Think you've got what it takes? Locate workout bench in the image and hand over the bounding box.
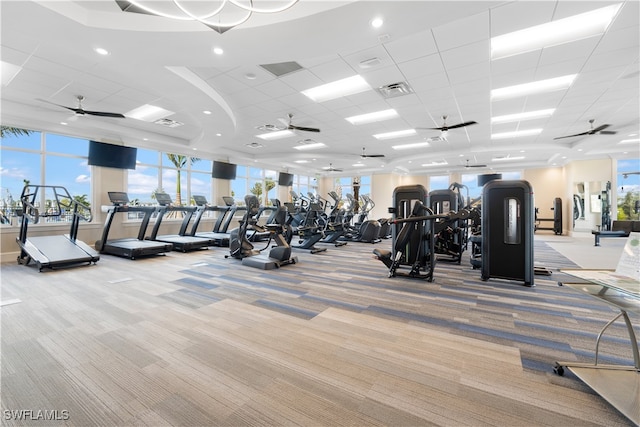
[592,220,639,246]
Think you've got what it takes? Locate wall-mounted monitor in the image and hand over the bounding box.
[88,141,137,170]
[212,161,237,180]
[477,173,502,187]
[278,172,294,186]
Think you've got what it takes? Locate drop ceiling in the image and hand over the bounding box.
[1,0,638,176]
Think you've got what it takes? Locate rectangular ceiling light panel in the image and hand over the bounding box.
[491,108,555,124]
[492,156,525,162]
[346,109,398,125]
[491,4,622,60]
[392,141,430,150]
[301,75,371,102]
[256,130,295,140]
[491,75,577,100]
[293,142,326,150]
[491,129,542,140]
[126,104,175,122]
[373,129,417,140]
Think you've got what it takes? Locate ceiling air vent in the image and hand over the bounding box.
[245,142,263,149]
[376,81,414,99]
[153,118,184,128]
[259,61,304,77]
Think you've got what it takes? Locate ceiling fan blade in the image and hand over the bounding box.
[362,154,385,158]
[467,164,487,168]
[553,131,589,140]
[83,110,126,118]
[447,120,478,129]
[289,124,320,132]
[599,130,617,135]
[591,124,611,133]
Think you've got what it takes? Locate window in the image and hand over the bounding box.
[617,159,640,220]
[429,175,449,191]
[1,129,91,225]
[128,148,160,205]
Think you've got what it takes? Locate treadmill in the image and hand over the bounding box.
[96,192,173,259]
[189,195,237,247]
[146,192,214,252]
[16,185,100,271]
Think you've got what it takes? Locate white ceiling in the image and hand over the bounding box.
[1,0,638,176]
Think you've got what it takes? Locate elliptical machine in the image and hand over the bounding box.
[228,195,297,269]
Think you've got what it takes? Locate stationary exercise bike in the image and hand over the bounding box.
[228,195,297,269]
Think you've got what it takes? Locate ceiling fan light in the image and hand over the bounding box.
[491,4,622,60]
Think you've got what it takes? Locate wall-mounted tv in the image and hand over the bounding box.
[477,173,502,187]
[278,172,294,186]
[88,141,137,170]
[212,161,237,180]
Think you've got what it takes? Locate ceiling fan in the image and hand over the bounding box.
[359,147,385,158]
[465,159,487,168]
[258,113,320,133]
[417,115,477,132]
[553,119,616,140]
[37,95,126,118]
[322,163,343,172]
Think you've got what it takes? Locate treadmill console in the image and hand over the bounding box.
[155,192,173,206]
[108,192,130,206]
[193,195,208,206]
[222,196,235,206]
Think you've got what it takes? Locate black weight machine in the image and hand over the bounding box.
[373,185,436,281]
[534,197,562,235]
[430,183,472,264]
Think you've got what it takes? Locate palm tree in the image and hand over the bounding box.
[165,154,199,206]
[0,126,33,138]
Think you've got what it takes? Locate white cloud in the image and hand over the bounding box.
[75,174,90,183]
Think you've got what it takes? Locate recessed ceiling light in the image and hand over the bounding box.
[203,110,212,115]
[245,73,256,80]
[294,160,310,163]
[491,4,622,60]
[491,129,542,139]
[371,17,383,28]
[94,47,109,56]
[392,141,430,150]
[491,108,555,124]
[619,138,640,144]
[373,129,417,140]
[213,47,224,55]
[301,75,371,102]
[345,109,398,125]
[60,122,68,125]
[216,133,222,137]
[352,163,365,167]
[491,75,577,100]
[256,130,295,140]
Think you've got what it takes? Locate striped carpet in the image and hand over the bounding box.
[1,237,637,426]
[171,240,635,376]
